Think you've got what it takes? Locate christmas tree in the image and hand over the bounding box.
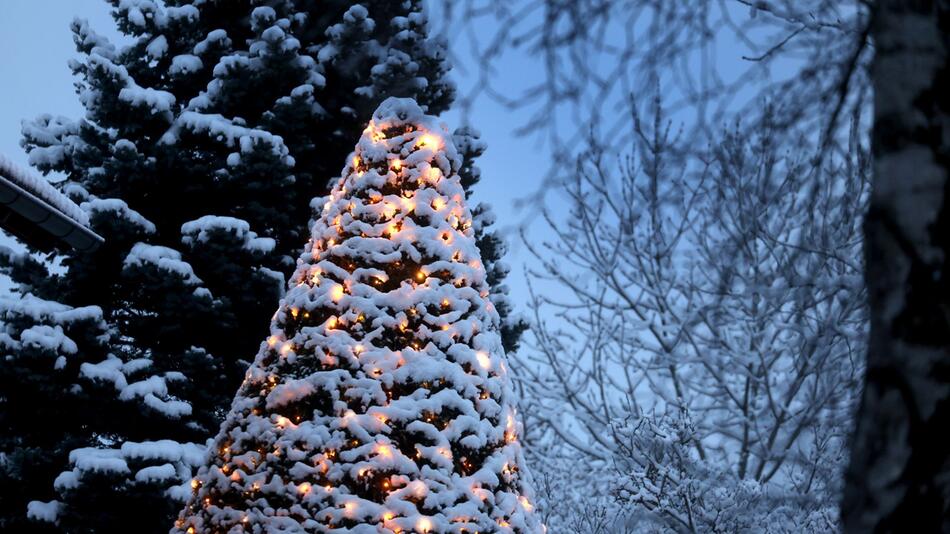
[173,98,543,533]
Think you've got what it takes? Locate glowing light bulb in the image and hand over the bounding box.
[383,511,395,521]
[417,517,433,533]
[280,343,292,356]
[415,270,426,282]
[344,500,358,517]
[428,167,441,182]
[267,336,279,347]
[298,482,312,495]
[417,134,439,148]
[276,416,292,428]
[432,197,446,210]
[392,159,402,171]
[330,284,345,302]
[476,351,491,370]
[519,496,534,511]
[191,479,200,489]
[505,412,517,443]
[376,444,393,458]
[354,344,364,355]
[327,316,338,329]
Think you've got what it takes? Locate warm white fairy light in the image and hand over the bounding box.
[376,443,394,458]
[416,134,439,149]
[330,283,345,302]
[416,517,433,533]
[476,351,491,370]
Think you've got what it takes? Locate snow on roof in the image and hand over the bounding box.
[0,153,103,251]
[0,153,88,225]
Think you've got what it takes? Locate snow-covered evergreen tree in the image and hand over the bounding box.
[0,289,111,533]
[173,98,543,534]
[0,1,526,531]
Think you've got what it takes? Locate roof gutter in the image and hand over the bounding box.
[0,173,103,252]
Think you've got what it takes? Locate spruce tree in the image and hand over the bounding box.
[173,98,542,534]
[0,291,111,533]
[2,1,521,531]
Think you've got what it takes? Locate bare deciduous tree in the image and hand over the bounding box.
[516,98,868,531]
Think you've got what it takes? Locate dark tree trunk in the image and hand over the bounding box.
[843,1,950,532]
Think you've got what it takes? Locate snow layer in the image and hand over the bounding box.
[124,243,201,285]
[181,215,276,253]
[27,500,61,523]
[82,198,157,233]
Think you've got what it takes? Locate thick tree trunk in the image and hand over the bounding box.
[842,1,950,532]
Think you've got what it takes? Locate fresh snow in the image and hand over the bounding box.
[181,215,276,253]
[27,500,61,523]
[170,54,203,75]
[124,243,202,285]
[20,324,79,354]
[146,35,168,59]
[118,85,176,116]
[82,198,157,233]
